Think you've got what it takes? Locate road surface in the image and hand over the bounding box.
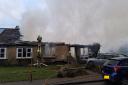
[76,81,123,85]
[77,82,104,85]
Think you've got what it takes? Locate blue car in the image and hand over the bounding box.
[102,56,128,83]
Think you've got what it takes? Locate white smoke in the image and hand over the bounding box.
[20,0,128,52]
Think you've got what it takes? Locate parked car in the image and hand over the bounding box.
[86,53,117,66]
[102,56,128,83]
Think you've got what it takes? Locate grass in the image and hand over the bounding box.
[0,65,60,83]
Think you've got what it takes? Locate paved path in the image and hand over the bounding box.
[0,80,43,85]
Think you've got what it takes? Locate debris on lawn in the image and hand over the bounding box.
[33,63,48,67]
[57,64,88,78]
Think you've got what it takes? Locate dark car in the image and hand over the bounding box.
[86,53,117,67]
[102,56,128,83]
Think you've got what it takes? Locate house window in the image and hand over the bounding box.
[0,48,6,59]
[17,48,32,59]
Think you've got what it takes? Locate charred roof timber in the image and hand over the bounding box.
[69,44,92,48]
[0,41,67,47]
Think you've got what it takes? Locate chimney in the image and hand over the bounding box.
[15,26,20,30]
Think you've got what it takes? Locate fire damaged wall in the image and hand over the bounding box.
[0,42,69,66]
[54,45,69,61]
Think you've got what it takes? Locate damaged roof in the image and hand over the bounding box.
[0,26,22,43]
[0,41,67,47]
[0,26,68,47]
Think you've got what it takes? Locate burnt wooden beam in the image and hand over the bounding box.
[75,46,81,64]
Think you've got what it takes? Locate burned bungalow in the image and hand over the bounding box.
[0,26,100,65]
[0,26,69,66]
[0,41,69,66]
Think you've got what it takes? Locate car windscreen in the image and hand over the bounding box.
[96,55,115,59]
[96,56,104,59]
[104,59,120,66]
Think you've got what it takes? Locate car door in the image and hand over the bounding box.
[119,59,128,79]
[121,59,128,85]
[98,56,107,65]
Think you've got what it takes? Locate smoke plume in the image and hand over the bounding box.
[20,0,128,52]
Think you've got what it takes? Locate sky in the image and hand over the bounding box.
[0,0,42,27]
[0,0,128,52]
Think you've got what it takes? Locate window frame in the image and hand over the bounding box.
[16,48,32,59]
[26,48,32,58]
[0,48,6,59]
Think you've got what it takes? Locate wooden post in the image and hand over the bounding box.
[28,61,32,82]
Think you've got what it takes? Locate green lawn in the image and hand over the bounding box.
[0,65,59,83]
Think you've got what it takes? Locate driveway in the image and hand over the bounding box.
[45,69,125,85]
